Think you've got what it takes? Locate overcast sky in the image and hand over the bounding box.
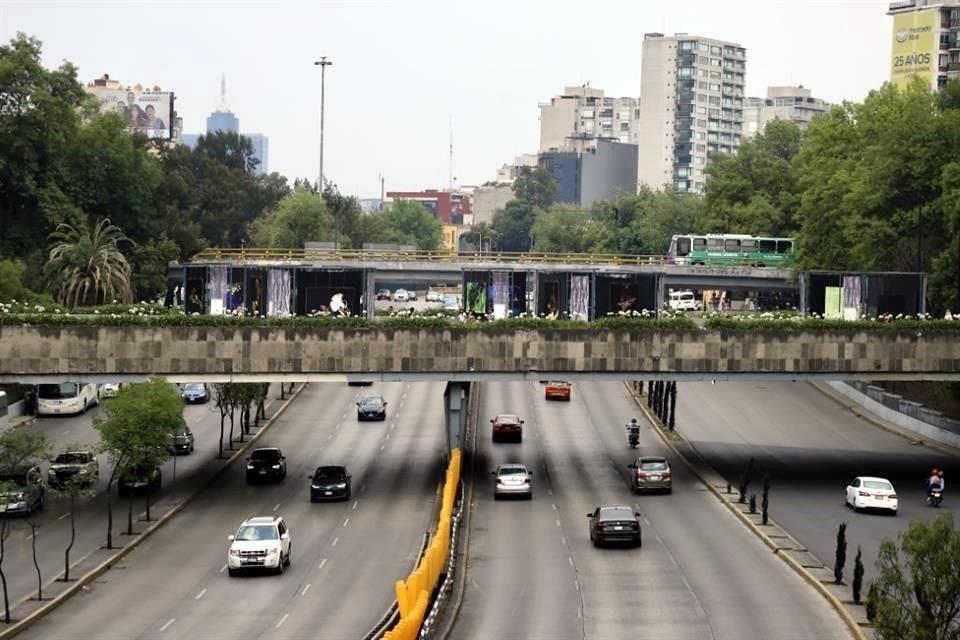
[3,0,892,198]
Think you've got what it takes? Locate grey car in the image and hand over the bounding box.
[48,451,99,488]
[492,463,533,499]
[628,456,672,494]
[588,505,642,548]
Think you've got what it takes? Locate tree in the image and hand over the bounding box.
[194,131,259,174]
[871,512,960,639]
[0,259,26,302]
[0,430,51,621]
[529,204,594,253]
[249,188,333,249]
[0,34,88,262]
[853,546,864,605]
[94,377,180,548]
[322,183,363,248]
[381,200,443,250]
[47,458,96,583]
[512,166,557,210]
[492,200,536,252]
[213,383,236,458]
[835,522,847,584]
[129,236,179,303]
[45,218,134,307]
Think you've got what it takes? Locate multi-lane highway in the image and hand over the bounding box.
[451,380,851,640]
[15,382,447,640]
[0,386,273,608]
[674,380,959,584]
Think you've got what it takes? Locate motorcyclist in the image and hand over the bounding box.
[928,468,944,493]
[626,418,640,447]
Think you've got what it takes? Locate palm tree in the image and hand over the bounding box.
[45,219,134,308]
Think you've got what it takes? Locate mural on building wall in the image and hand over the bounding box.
[569,275,589,320]
[466,282,487,315]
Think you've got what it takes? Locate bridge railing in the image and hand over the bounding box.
[190,247,669,266]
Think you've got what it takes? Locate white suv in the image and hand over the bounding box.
[227,516,292,576]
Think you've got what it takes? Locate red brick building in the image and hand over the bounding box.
[385,189,472,225]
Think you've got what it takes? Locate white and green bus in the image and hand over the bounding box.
[667,234,796,267]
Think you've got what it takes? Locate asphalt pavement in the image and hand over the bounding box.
[671,380,959,587]
[14,381,447,640]
[450,380,851,640]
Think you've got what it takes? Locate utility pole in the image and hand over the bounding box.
[313,56,333,192]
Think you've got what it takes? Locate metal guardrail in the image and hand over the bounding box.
[190,247,668,267]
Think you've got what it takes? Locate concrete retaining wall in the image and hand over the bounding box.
[1,326,959,380]
[826,381,960,449]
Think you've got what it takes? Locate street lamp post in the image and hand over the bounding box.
[314,56,334,244]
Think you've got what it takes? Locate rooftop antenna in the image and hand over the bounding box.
[217,73,228,112]
[448,116,454,191]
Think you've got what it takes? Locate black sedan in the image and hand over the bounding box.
[356,395,388,421]
[310,465,352,502]
[245,448,287,483]
[587,505,642,548]
[181,383,210,404]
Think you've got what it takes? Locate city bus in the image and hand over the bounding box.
[36,383,99,416]
[666,234,796,267]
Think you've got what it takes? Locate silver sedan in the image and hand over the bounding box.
[492,463,533,499]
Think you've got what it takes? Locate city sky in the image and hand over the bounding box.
[3,0,892,198]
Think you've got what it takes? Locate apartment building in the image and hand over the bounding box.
[539,85,639,152]
[636,33,747,193]
[888,0,960,90]
[742,86,830,138]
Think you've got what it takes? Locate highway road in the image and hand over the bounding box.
[0,385,275,608]
[451,380,851,640]
[16,381,447,640]
[673,380,959,585]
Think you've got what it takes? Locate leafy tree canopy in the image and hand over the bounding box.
[380,200,442,250]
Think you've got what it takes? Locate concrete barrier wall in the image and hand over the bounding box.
[1,326,960,378]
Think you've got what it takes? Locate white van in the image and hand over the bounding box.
[36,383,99,416]
[667,290,700,312]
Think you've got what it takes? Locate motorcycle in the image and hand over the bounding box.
[927,488,943,507]
[627,429,639,449]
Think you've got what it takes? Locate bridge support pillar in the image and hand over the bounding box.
[443,382,470,451]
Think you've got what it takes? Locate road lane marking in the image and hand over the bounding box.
[360,484,366,493]
[561,536,566,545]
[273,503,281,512]
[219,564,228,573]
[57,512,70,521]
[548,488,553,496]
[568,557,573,566]
[555,519,561,527]
[379,444,384,451]
[351,501,358,510]
[551,503,557,511]
[343,518,350,527]
[386,433,391,441]
[318,558,327,570]
[301,583,311,597]
[160,619,175,632]
[575,581,580,592]
[332,537,339,547]
[276,613,289,629]
[328,434,334,441]
[194,588,207,600]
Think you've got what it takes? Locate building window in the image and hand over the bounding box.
[678,67,694,78]
[696,144,706,152]
[696,119,707,127]
[695,156,705,165]
[679,40,695,51]
[710,58,722,66]
[709,96,721,106]
[695,131,706,140]
[710,71,722,80]
[697,106,707,115]
[699,43,710,52]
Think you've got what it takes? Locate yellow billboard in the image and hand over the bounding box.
[890,10,938,88]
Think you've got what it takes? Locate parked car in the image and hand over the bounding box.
[376,289,392,300]
[99,383,122,399]
[408,289,417,301]
[845,476,898,515]
[442,294,460,312]
[227,515,291,576]
[117,465,162,496]
[47,450,99,488]
[667,290,700,312]
[168,423,195,455]
[0,467,45,515]
[587,505,642,547]
[393,289,410,302]
[628,456,672,494]
[347,380,374,387]
[426,290,443,303]
[181,383,210,404]
[492,463,533,499]
[246,448,287,483]
[545,381,571,401]
[356,395,388,421]
[309,465,352,501]
[491,414,524,443]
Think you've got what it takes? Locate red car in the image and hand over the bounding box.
[491,414,524,443]
[545,381,571,401]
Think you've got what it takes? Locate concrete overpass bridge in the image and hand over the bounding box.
[2,325,958,384]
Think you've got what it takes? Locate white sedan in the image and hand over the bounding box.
[99,383,122,399]
[393,289,409,302]
[845,476,898,515]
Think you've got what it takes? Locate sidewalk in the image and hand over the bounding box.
[626,382,873,640]
[0,383,306,639]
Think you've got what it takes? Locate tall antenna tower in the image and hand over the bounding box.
[448,116,454,191]
[217,73,228,112]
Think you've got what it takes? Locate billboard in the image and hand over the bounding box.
[92,88,174,139]
[890,10,937,88]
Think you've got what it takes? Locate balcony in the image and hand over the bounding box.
[949,62,960,71]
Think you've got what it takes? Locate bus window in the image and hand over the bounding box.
[693,237,707,251]
[777,240,793,254]
[676,237,691,256]
[707,238,724,251]
[759,239,777,253]
[724,239,740,252]
[741,239,757,251]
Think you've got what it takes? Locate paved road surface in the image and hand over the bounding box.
[450,380,851,640]
[673,380,959,585]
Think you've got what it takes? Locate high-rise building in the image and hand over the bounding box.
[887,0,960,91]
[182,75,269,174]
[742,86,830,138]
[539,139,638,208]
[636,33,747,194]
[539,85,639,152]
